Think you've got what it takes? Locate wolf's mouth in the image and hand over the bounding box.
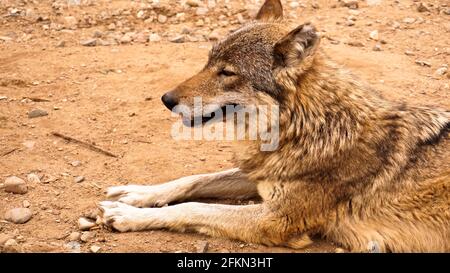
[182,104,240,127]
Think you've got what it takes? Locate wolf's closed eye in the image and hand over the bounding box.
[219,69,237,77]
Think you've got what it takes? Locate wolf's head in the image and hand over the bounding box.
[162,0,321,125]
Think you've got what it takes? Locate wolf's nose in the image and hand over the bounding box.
[161,92,179,111]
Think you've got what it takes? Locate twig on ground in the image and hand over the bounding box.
[51,132,118,158]
[1,148,19,157]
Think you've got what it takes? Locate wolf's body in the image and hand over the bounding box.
[100,0,450,252]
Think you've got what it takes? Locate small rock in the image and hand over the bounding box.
[135,32,149,43]
[27,173,41,183]
[4,176,27,194]
[0,36,13,42]
[90,245,101,253]
[149,33,161,42]
[64,241,81,253]
[120,34,133,44]
[170,35,186,43]
[28,109,48,119]
[78,217,95,231]
[372,44,382,51]
[107,23,116,31]
[415,60,431,67]
[80,39,97,47]
[186,0,201,7]
[80,231,95,242]
[22,200,31,208]
[74,176,85,183]
[63,16,78,30]
[70,160,82,167]
[347,41,365,47]
[404,50,415,56]
[157,15,167,24]
[195,241,209,253]
[0,234,14,246]
[3,239,19,253]
[68,232,81,241]
[417,3,430,13]
[435,67,448,76]
[196,7,209,16]
[56,41,66,48]
[403,17,416,24]
[369,30,379,41]
[340,0,359,9]
[4,208,33,224]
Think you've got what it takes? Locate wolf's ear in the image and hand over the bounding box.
[256,0,283,21]
[273,24,320,69]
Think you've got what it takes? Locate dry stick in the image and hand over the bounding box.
[1,148,18,157]
[22,97,51,102]
[51,132,118,158]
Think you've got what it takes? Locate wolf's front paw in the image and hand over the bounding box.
[98,201,144,232]
[98,201,168,232]
[106,185,174,208]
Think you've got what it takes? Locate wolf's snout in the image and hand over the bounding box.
[161,92,179,111]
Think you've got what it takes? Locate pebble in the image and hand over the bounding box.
[68,232,81,241]
[149,33,162,42]
[3,239,19,253]
[71,160,82,167]
[28,109,48,118]
[340,0,359,9]
[170,35,186,43]
[80,231,95,242]
[435,67,448,76]
[369,30,379,41]
[56,41,66,48]
[4,208,33,224]
[107,23,116,30]
[4,176,28,194]
[22,200,31,208]
[417,3,430,13]
[347,41,365,47]
[80,39,97,47]
[27,173,41,183]
[195,241,209,253]
[415,60,431,67]
[196,7,209,16]
[74,176,85,183]
[0,234,14,246]
[90,245,101,253]
[63,16,78,30]
[78,217,95,231]
[372,44,382,51]
[158,15,168,24]
[403,17,416,24]
[65,241,81,253]
[186,0,201,7]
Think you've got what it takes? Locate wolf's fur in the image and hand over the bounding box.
[100,0,450,252]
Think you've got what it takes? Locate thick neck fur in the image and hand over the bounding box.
[240,52,449,189]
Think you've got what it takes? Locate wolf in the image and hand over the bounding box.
[99,0,450,252]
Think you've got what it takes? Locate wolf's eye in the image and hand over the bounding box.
[219,69,237,77]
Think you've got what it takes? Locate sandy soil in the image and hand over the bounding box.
[0,0,449,253]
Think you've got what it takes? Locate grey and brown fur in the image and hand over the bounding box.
[99,0,450,252]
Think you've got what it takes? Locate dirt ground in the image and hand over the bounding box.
[0,0,449,253]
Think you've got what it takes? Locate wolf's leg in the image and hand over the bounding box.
[99,201,312,249]
[106,169,258,208]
